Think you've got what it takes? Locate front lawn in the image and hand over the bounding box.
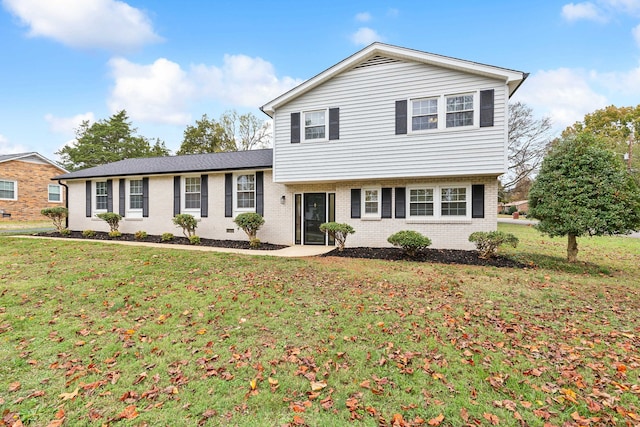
[0,224,638,426]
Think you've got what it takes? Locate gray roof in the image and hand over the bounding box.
[0,152,68,172]
[54,149,273,180]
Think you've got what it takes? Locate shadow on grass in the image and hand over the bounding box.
[509,251,612,275]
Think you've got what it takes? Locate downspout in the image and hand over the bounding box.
[58,180,69,229]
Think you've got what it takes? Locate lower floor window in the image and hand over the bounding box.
[129,180,143,209]
[184,177,201,209]
[364,189,379,216]
[236,174,255,209]
[95,181,108,210]
[441,187,467,216]
[409,188,434,216]
[0,180,16,200]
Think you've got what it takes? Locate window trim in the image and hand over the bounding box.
[407,186,435,218]
[440,186,469,218]
[410,97,439,132]
[445,92,476,129]
[362,187,381,219]
[94,181,108,213]
[0,179,17,201]
[408,91,480,133]
[47,184,62,203]
[126,178,144,217]
[182,175,201,215]
[406,184,471,220]
[302,109,328,142]
[234,172,256,212]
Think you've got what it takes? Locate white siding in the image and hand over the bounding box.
[273,59,508,183]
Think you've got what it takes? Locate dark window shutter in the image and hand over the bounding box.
[350,189,361,219]
[118,179,126,217]
[291,112,300,143]
[480,89,494,128]
[142,178,149,217]
[200,175,208,218]
[395,187,406,218]
[256,171,264,216]
[329,108,339,140]
[472,184,485,218]
[85,181,92,217]
[173,176,181,216]
[381,188,392,218]
[106,179,113,213]
[395,100,407,135]
[225,173,233,217]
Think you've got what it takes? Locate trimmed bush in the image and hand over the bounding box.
[41,207,68,233]
[387,230,432,257]
[161,232,174,242]
[234,213,265,242]
[96,212,122,233]
[134,230,148,240]
[189,235,201,245]
[108,230,122,238]
[82,229,96,238]
[469,231,519,259]
[173,214,197,238]
[319,222,355,252]
[60,228,71,236]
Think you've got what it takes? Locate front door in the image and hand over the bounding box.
[303,193,326,245]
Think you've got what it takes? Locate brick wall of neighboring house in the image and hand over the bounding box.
[0,160,66,221]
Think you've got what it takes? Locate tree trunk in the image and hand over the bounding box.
[567,234,578,262]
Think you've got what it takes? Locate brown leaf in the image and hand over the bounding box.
[460,408,469,422]
[8,382,21,392]
[483,412,500,425]
[116,405,138,420]
[59,388,79,401]
[310,380,327,391]
[428,413,444,426]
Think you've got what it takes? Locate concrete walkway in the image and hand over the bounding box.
[12,235,336,257]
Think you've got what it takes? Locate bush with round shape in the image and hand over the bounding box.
[387,230,432,257]
[234,212,265,243]
[468,231,518,259]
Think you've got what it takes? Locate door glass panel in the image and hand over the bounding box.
[304,193,326,245]
[295,194,302,245]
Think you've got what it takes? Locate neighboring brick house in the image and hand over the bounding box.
[55,43,527,250]
[0,152,68,221]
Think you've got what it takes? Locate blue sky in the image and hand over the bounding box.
[1,0,640,162]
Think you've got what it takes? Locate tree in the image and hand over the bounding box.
[562,104,639,178]
[219,110,271,151]
[56,110,169,171]
[528,133,640,262]
[176,114,235,155]
[503,102,553,190]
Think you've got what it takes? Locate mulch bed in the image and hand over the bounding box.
[35,231,526,268]
[323,247,527,268]
[36,230,287,251]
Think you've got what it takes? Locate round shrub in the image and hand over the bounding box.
[161,232,174,242]
[387,230,432,257]
[234,212,265,241]
[82,229,96,238]
[96,212,123,232]
[468,231,518,259]
[134,230,148,240]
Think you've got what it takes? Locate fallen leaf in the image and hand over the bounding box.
[483,412,500,425]
[310,380,327,391]
[428,413,444,426]
[8,382,21,392]
[59,388,79,401]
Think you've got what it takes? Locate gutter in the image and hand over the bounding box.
[57,180,69,229]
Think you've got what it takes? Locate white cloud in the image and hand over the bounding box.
[355,12,371,22]
[45,112,95,134]
[0,134,28,154]
[633,23,640,46]
[603,0,640,15]
[592,62,640,96]
[513,68,609,131]
[107,55,302,125]
[562,2,607,21]
[350,27,382,46]
[2,0,161,51]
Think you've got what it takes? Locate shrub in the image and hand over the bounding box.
[173,214,198,238]
[82,229,96,238]
[161,232,174,242]
[468,231,519,259]
[387,230,432,257]
[507,205,518,215]
[96,212,122,233]
[234,213,265,242]
[60,228,71,236]
[319,222,355,252]
[189,235,201,245]
[134,230,148,240]
[41,207,68,233]
[109,230,122,238]
[250,238,261,249]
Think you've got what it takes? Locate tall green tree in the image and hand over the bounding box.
[528,133,640,262]
[56,110,169,171]
[177,110,271,155]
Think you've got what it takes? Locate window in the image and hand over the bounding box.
[363,189,380,217]
[95,181,108,211]
[184,177,201,210]
[412,98,438,131]
[304,110,326,140]
[409,188,434,216]
[0,180,16,200]
[446,94,474,127]
[441,187,467,216]
[48,184,61,202]
[236,174,255,209]
[129,180,143,210]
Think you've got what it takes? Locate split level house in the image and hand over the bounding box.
[1,152,67,220]
[54,43,527,250]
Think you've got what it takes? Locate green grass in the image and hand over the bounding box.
[0,224,639,426]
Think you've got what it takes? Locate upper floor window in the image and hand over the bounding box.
[446,94,474,127]
[129,180,143,210]
[363,188,380,217]
[95,181,108,211]
[0,180,17,200]
[184,177,201,210]
[412,98,438,131]
[441,187,467,216]
[48,184,61,202]
[304,110,326,140]
[409,188,434,217]
[236,174,255,210]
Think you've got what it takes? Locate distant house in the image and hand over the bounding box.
[498,200,529,214]
[55,43,527,250]
[0,152,68,221]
